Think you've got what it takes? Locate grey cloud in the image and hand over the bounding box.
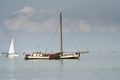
[65,0,120,26]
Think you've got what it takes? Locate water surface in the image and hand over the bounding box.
[0,52,120,80]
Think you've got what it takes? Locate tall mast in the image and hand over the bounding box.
[60,12,63,55]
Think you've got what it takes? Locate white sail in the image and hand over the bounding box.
[8,38,15,54]
[7,38,19,58]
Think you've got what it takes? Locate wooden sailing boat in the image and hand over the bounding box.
[24,12,80,60]
[7,38,19,58]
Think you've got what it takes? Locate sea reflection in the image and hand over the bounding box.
[7,59,16,80]
[58,60,64,80]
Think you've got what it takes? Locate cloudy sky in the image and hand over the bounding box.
[0,0,120,53]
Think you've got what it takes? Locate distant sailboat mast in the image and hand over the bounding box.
[8,38,15,54]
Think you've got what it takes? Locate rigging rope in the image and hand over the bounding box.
[45,25,59,52]
[70,27,89,51]
[65,32,79,51]
[72,30,89,51]
[63,20,89,51]
[45,13,89,52]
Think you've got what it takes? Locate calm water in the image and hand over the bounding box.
[0,52,120,80]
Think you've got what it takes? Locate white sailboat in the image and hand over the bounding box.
[7,38,19,58]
